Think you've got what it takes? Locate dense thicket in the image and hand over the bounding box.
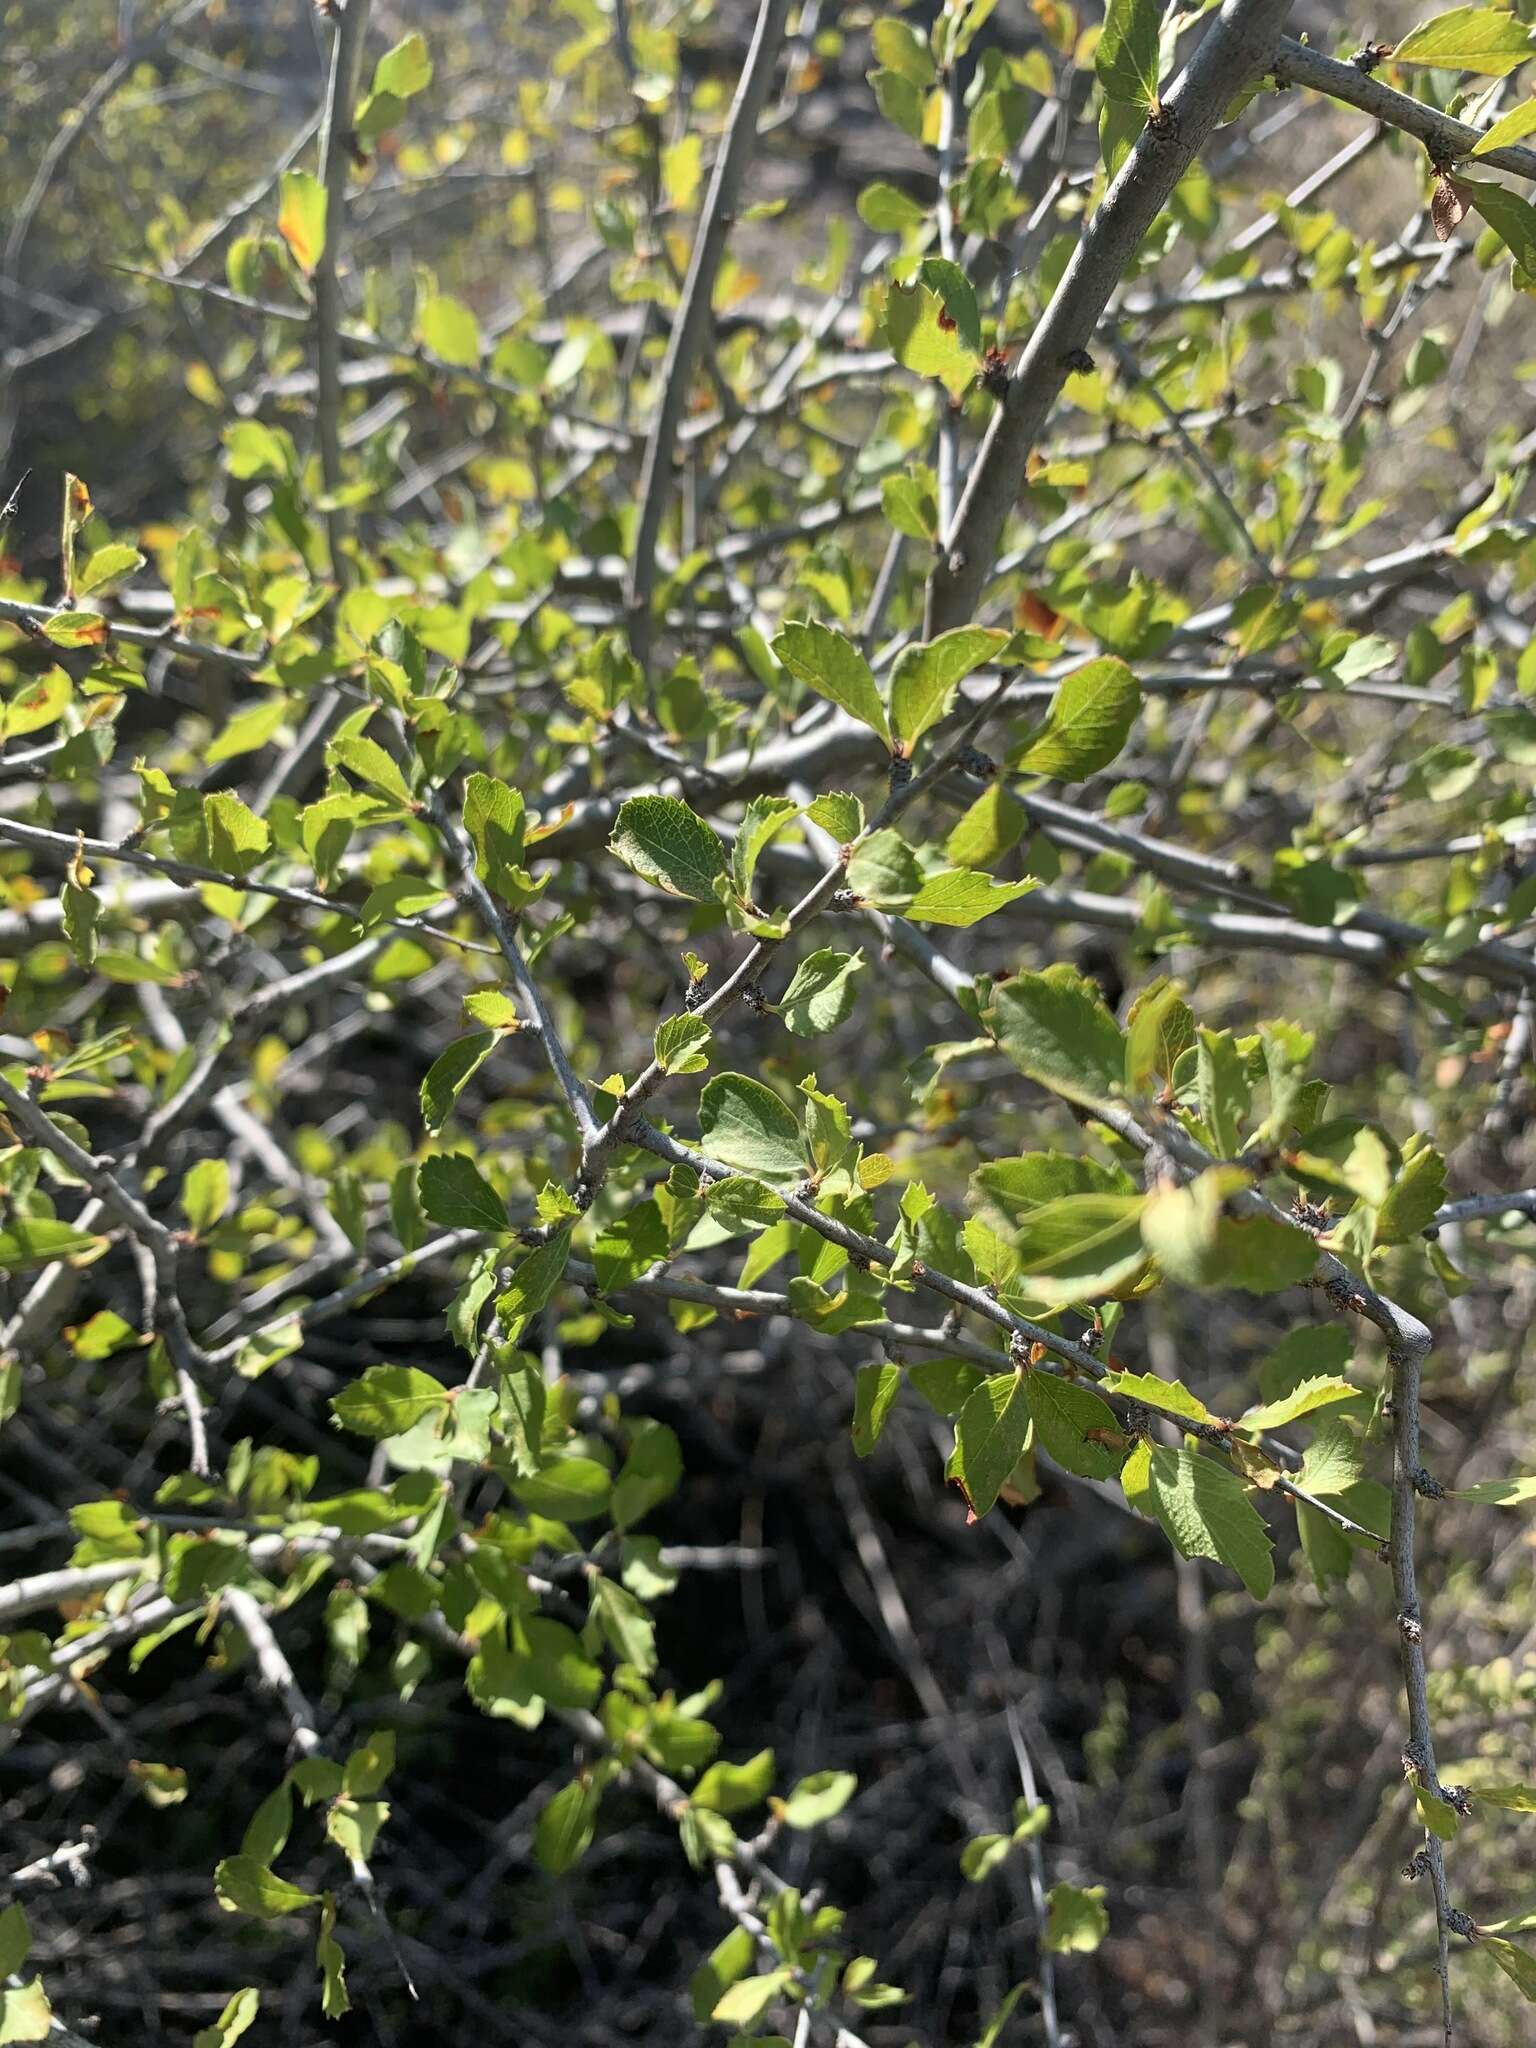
[3,4,1536,2046]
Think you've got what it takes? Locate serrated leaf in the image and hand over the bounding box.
[905,869,1038,926]
[731,794,799,905]
[610,795,728,901]
[1014,657,1140,781]
[1025,1372,1126,1480]
[698,1073,807,1184]
[984,966,1126,1113]
[418,1153,507,1233]
[1012,1193,1148,1304]
[1394,8,1534,76]
[654,1012,712,1073]
[1240,1376,1359,1433]
[771,621,890,743]
[890,629,1003,748]
[852,1360,901,1455]
[885,281,981,400]
[1096,0,1161,107]
[331,1365,451,1439]
[1124,1442,1274,1597]
[327,733,412,805]
[1452,1474,1536,1505]
[1483,1936,1536,2001]
[420,1030,495,1130]
[497,1231,572,1341]
[191,1987,260,2048]
[954,1371,1032,1516]
[203,791,269,878]
[1099,1369,1210,1424]
[1141,1172,1318,1294]
[1044,1882,1109,1952]
[780,948,864,1035]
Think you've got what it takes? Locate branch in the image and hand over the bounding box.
[1271,37,1536,183]
[625,0,792,673]
[314,0,372,589]
[926,0,1293,635]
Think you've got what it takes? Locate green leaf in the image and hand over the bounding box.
[0,1977,50,2046]
[417,294,482,369]
[1375,1144,1447,1246]
[206,694,288,764]
[1394,8,1534,76]
[76,542,144,594]
[331,1365,451,1439]
[609,795,728,901]
[534,1777,600,1875]
[192,1987,260,2048]
[203,792,270,878]
[1014,657,1140,780]
[1452,1474,1536,1505]
[1472,97,1536,153]
[181,1158,230,1237]
[1012,1193,1148,1304]
[1239,1376,1359,1433]
[890,629,1003,749]
[1025,1372,1127,1480]
[1097,0,1161,106]
[654,1012,713,1074]
[780,1769,856,1827]
[0,1905,30,1979]
[885,282,981,401]
[1297,1419,1362,1496]
[1124,980,1195,1094]
[1141,1172,1319,1294]
[962,1834,1013,1883]
[1415,1784,1460,1840]
[780,948,864,1035]
[507,1455,611,1522]
[418,1153,507,1233]
[984,966,1126,1113]
[371,31,432,100]
[214,1855,317,1919]
[917,257,983,354]
[497,1231,572,1340]
[420,1030,495,1130]
[731,794,799,905]
[1099,1369,1210,1425]
[277,168,327,274]
[1463,176,1536,271]
[0,1218,105,1271]
[1469,1782,1536,1811]
[905,870,1038,926]
[845,827,923,906]
[588,1574,656,1671]
[712,1970,791,2026]
[954,1371,1032,1516]
[694,1748,775,1814]
[1482,1936,1536,2001]
[698,1074,807,1184]
[1045,1882,1109,1953]
[806,791,864,840]
[852,1360,902,1455]
[857,180,926,231]
[1122,1441,1274,1597]
[1196,1028,1249,1157]
[770,621,890,744]
[327,733,412,806]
